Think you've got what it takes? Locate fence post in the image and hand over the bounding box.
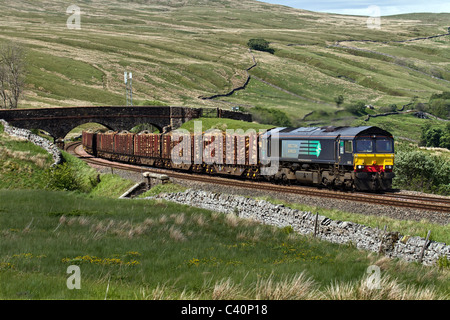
[378,225,387,255]
[418,230,431,264]
[314,212,319,237]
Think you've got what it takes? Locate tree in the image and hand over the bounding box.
[334,95,344,107]
[439,123,450,149]
[439,133,450,149]
[420,123,450,149]
[428,99,449,119]
[0,42,27,109]
[427,91,450,119]
[425,128,443,147]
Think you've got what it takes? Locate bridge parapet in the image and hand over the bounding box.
[0,106,251,142]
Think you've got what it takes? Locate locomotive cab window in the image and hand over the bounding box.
[344,141,353,153]
[355,139,373,153]
[376,138,393,153]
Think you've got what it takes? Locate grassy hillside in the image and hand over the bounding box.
[353,113,447,142]
[1,2,449,299]
[0,0,449,126]
[1,189,449,299]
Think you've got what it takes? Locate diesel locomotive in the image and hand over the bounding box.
[82,125,395,192]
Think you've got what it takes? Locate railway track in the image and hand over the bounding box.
[67,142,450,214]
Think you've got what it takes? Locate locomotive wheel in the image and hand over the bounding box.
[281,173,291,186]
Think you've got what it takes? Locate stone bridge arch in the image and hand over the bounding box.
[0,106,203,142]
[0,105,252,148]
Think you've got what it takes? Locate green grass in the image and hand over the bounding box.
[26,49,104,86]
[26,61,124,106]
[0,189,448,299]
[88,174,136,198]
[0,128,53,190]
[137,182,187,198]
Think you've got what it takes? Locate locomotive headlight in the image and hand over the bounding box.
[385,165,393,170]
[356,165,365,170]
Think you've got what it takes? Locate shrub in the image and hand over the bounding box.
[282,225,294,235]
[415,102,427,112]
[437,256,450,270]
[345,101,366,115]
[250,106,292,127]
[130,123,159,133]
[430,91,450,100]
[247,38,275,54]
[391,105,398,112]
[393,150,450,195]
[44,162,80,191]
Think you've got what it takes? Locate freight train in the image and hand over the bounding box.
[82,125,395,191]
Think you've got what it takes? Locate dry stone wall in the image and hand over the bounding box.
[151,189,450,266]
[0,119,62,166]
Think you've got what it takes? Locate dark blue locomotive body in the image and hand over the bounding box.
[260,126,395,190]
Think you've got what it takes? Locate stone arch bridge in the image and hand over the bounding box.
[0,106,251,145]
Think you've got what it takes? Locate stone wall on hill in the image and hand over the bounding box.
[0,119,62,166]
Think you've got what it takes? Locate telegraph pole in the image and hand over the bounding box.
[124,71,133,106]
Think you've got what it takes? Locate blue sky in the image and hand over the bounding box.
[258,0,450,16]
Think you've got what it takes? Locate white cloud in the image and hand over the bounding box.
[259,0,450,15]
